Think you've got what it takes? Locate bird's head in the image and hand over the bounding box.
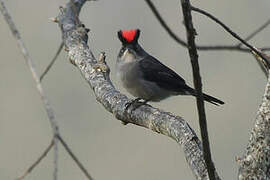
[117,29,146,63]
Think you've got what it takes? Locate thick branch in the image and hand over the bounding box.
[238,71,270,179]
[56,0,220,179]
[180,0,217,179]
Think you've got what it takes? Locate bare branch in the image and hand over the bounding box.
[40,42,63,81]
[0,1,95,179]
[57,135,94,180]
[56,0,220,179]
[16,139,54,180]
[144,0,187,46]
[180,0,217,179]
[144,0,270,53]
[0,1,59,180]
[251,48,270,77]
[238,71,270,179]
[191,6,270,68]
[236,18,270,47]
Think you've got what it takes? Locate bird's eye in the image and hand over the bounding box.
[120,48,125,55]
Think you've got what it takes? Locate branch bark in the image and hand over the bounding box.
[56,0,220,179]
[238,72,270,178]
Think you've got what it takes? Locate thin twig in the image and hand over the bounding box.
[0,1,59,180]
[40,0,81,82]
[191,6,270,68]
[144,0,187,46]
[251,48,270,77]
[236,18,270,47]
[16,139,54,180]
[144,0,270,53]
[1,1,95,180]
[57,134,94,180]
[40,42,63,81]
[180,0,216,179]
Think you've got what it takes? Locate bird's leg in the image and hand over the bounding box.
[141,99,149,105]
[125,98,142,110]
[125,98,151,111]
[122,98,150,125]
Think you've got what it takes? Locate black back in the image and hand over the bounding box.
[139,55,189,93]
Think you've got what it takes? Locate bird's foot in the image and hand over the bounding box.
[125,98,142,110]
[122,98,149,125]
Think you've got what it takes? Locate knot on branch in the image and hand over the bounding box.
[92,52,110,76]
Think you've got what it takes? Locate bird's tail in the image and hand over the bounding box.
[186,87,224,106]
[201,93,224,106]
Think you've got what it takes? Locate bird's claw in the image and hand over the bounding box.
[122,98,150,125]
[125,98,149,111]
[125,98,140,110]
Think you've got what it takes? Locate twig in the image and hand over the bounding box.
[40,0,82,82]
[191,6,270,68]
[144,0,187,46]
[40,42,64,81]
[57,135,94,180]
[16,139,54,180]
[144,0,270,53]
[0,1,59,180]
[251,48,270,77]
[180,0,217,179]
[236,18,270,47]
[57,0,220,179]
[0,1,95,180]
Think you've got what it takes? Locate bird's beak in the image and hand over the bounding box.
[122,48,135,62]
[123,48,131,57]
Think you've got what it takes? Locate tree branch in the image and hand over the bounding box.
[57,134,94,180]
[251,48,270,78]
[144,0,187,46]
[144,0,270,53]
[0,1,94,180]
[180,0,217,179]
[191,6,270,68]
[236,18,270,47]
[238,71,270,179]
[0,2,59,180]
[56,0,220,179]
[16,139,54,180]
[40,42,63,81]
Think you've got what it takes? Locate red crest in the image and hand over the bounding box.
[121,29,139,43]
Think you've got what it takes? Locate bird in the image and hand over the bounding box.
[116,29,224,106]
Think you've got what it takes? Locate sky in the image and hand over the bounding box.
[1,0,270,179]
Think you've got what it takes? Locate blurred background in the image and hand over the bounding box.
[1,0,270,179]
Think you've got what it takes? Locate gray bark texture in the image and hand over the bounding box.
[238,72,270,179]
[56,0,219,179]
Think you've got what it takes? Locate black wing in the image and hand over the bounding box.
[139,55,189,93]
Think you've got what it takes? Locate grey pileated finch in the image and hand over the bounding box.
[116,29,224,106]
